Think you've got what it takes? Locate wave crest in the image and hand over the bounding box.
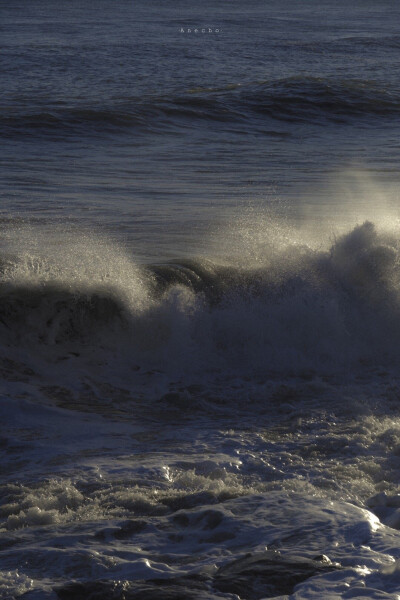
[1,222,400,379]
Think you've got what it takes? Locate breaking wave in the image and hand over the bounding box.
[1,221,400,379]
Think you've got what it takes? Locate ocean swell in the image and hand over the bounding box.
[2,77,400,137]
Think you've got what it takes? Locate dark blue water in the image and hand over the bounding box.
[2,3,400,599]
[2,0,400,259]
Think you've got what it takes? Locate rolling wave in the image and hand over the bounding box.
[2,77,400,137]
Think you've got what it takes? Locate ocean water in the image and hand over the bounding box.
[2,1,400,598]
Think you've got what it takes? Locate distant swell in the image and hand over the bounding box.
[2,77,400,137]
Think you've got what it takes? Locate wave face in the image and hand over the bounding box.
[1,221,400,380]
[2,77,400,137]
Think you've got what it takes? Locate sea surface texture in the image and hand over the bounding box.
[2,1,400,598]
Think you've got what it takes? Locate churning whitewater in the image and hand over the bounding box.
[1,221,400,599]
